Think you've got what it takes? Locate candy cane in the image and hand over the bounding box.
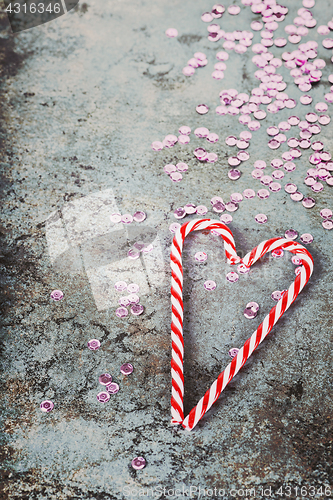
[170,219,314,431]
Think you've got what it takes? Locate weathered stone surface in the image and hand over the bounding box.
[0,0,332,498]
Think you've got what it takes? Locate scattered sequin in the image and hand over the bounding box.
[285,183,298,194]
[106,382,119,394]
[110,213,122,223]
[87,339,101,351]
[237,263,249,274]
[40,400,54,413]
[257,189,270,199]
[195,252,208,262]
[99,373,112,385]
[291,192,304,201]
[196,205,208,215]
[196,104,209,114]
[226,271,239,283]
[121,214,133,224]
[220,214,233,224]
[271,290,282,301]
[255,213,268,224]
[116,307,129,318]
[302,197,316,208]
[132,457,146,470]
[133,211,146,222]
[323,219,333,229]
[131,304,144,316]
[204,280,217,290]
[285,229,298,240]
[272,248,284,258]
[50,290,63,301]
[243,188,255,199]
[300,233,313,244]
[228,348,239,358]
[169,223,181,233]
[120,363,133,375]
[166,28,178,38]
[320,209,332,218]
[174,207,186,219]
[97,392,110,403]
[128,248,140,259]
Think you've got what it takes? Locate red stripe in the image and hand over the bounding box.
[187,405,196,429]
[171,341,183,365]
[171,397,184,421]
[201,391,210,415]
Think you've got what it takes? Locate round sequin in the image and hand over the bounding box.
[285,183,298,194]
[40,400,54,413]
[99,373,112,385]
[128,248,140,260]
[131,304,144,316]
[237,263,249,274]
[271,159,283,169]
[116,307,129,318]
[120,363,133,375]
[196,104,209,114]
[110,213,122,223]
[179,126,191,135]
[257,189,269,199]
[195,252,207,262]
[121,214,133,224]
[106,382,119,394]
[300,233,313,244]
[50,290,63,301]
[230,192,243,203]
[220,214,233,224]
[212,201,225,213]
[254,160,266,169]
[272,248,284,258]
[166,28,178,38]
[170,172,183,182]
[244,307,257,319]
[133,211,146,223]
[302,197,316,208]
[169,222,181,233]
[151,141,163,151]
[164,164,176,174]
[323,220,333,229]
[285,229,298,240]
[225,201,239,212]
[320,209,332,219]
[228,348,239,358]
[226,271,239,283]
[115,281,127,291]
[228,169,241,180]
[174,207,186,219]
[97,392,110,403]
[255,213,267,224]
[204,280,217,290]
[196,205,208,215]
[87,339,101,351]
[131,457,146,470]
[243,188,255,199]
[271,290,282,301]
[291,192,304,201]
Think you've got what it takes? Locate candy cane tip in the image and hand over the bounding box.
[227,256,241,265]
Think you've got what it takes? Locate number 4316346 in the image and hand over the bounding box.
[5,3,61,14]
[275,485,332,497]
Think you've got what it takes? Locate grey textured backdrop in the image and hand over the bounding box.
[0,0,332,498]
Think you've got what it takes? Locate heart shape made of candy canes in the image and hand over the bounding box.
[170,219,314,431]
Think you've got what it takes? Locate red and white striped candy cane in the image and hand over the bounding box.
[170,219,240,425]
[170,219,314,431]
